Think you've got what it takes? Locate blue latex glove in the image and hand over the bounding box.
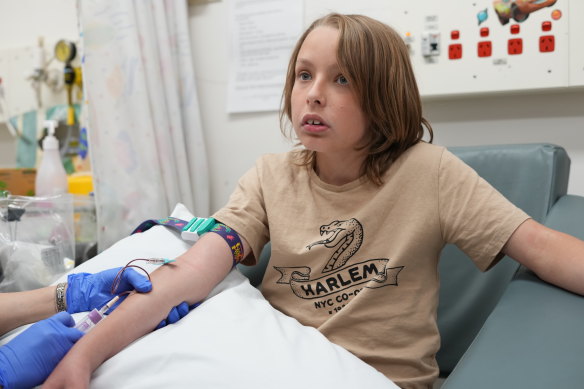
[0,312,83,389]
[155,301,194,329]
[66,267,152,313]
[67,267,194,329]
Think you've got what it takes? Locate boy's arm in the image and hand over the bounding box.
[503,219,584,295]
[43,231,251,389]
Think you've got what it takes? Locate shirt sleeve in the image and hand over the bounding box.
[212,158,270,266]
[438,149,530,271]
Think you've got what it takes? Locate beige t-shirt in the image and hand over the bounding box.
[213,142,529,389]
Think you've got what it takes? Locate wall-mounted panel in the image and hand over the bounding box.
[306,0,579,97]
[568,0,584,86]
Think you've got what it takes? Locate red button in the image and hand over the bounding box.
[480,27,489,37]
[542,21,552,31]
[511,24,520,34]
[451,30,460,40]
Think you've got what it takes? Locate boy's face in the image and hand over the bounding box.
[291,26,368,159]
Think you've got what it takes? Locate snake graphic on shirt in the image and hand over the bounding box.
[307,218,363,273]
[274,217,403,302]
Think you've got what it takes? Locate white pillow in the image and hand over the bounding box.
[16,204,399,388]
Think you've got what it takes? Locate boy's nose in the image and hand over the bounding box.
[306,81,325,106]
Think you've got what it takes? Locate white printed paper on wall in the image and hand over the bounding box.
[227,0,303,113]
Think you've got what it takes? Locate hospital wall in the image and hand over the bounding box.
[1,0,583,215]
[188,1,584,211]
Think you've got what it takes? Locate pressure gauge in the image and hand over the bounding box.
[54,40,77,63]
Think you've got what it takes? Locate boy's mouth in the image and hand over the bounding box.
[302,115,329,133]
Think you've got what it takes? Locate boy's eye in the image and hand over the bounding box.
[336,75,349,85]
[298,72,311,81]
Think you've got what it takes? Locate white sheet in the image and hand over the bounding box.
[6,204,397,388]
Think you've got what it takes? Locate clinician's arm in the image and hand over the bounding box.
[0,285,57,335]
[503,219,584,295]
[0,268,152,335]
[43,231,251,389]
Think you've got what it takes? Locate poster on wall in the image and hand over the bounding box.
[227,0,303,113]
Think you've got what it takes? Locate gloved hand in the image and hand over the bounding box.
[0,312,83,389]
[155,301,191,329]
[67,267,194,329]
[66,267,152,313]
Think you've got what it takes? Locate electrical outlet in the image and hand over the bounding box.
[508,38,523,55]
[448,44,462,60]
[539,35,555,52]
[477,41,492,57]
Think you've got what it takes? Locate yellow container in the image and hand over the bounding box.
[68,174,93,195]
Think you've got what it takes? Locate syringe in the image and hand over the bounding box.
[75,295,120,333]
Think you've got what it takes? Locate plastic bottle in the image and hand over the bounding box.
[35,120,68,196]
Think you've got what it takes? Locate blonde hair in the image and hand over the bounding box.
[280,13,433,185]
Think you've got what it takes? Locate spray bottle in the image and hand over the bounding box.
[35,120,68,196]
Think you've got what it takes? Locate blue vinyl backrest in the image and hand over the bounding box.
[448,144,570,222]
[437,143,570,374]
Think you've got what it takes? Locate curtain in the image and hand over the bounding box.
[79,0,209,251]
